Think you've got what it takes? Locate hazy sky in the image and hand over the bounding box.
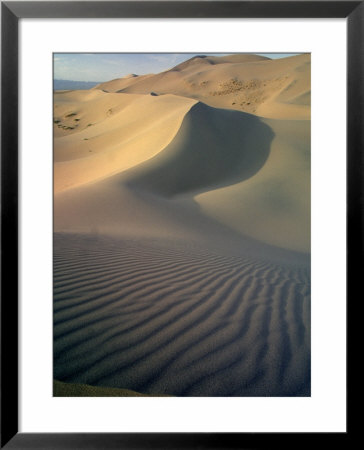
[54,53,300,82]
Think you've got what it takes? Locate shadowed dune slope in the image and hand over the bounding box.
[93,54,310,119]
[122,102,274,196]
[195,118,311,253]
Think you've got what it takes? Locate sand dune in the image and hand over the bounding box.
[54,99,309,252]
[54,91,196,192]
[94,54,310,119]
[194,116,310,252]
[54,53,311,396]
[122,102,273,196]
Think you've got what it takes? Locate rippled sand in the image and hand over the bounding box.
[54,233,310,396]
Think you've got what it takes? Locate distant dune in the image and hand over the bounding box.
[54,54,311,396]
[93,53,310,119]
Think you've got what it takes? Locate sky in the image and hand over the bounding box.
[53,53,300,82]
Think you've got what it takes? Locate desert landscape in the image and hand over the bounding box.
[54,53,310,396]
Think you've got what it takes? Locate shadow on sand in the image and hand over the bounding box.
[123,102,275,197]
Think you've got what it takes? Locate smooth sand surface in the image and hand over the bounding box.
[54,54,311,396]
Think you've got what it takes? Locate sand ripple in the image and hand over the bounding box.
[54,233,310,396]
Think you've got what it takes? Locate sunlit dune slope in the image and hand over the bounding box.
[54,90,197,192]
[93,53,310,119]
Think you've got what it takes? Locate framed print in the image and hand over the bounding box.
[1,1,359,448]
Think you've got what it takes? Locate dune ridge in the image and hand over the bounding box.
[122,102,274,196]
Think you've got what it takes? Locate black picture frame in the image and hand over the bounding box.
[1,1,359,448]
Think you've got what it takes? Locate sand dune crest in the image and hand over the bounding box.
[122,102,274,197]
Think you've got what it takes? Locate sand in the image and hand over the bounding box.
[54,379,171,397]
[54,234,310,396]
[54,54,311,396]
[93,53,310,119]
